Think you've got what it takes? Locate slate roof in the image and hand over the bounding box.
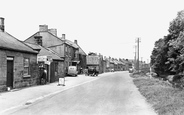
[76,44,86,55]
[59,38,78,49]
[55,37,86,55]
[66,40,86,55]
[25,43,63,61]
[0,32,37,53]
[24,43,41,50]
[25,29,86,55]
[46,32,79,49]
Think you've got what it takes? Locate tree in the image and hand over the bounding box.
[151,37,170,76]
[151,10,184,76]
[166,10,184,74]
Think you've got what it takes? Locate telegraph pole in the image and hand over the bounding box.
[136,38,141,72]
[134,45,137,70]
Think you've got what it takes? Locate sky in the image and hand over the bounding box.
[1,0,184,63]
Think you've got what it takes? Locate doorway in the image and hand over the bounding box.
[7,57,14,88]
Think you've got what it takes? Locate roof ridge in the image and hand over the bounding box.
[3,32,38,53]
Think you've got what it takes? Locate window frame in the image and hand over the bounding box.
[23,58,30,77]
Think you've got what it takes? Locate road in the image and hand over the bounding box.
[5,72,157,115]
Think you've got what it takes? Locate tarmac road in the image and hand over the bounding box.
[5,71,157,115]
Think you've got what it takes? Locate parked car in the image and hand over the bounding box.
[128,67,133,73]
[110,68,114,72]
[67,66,78,76]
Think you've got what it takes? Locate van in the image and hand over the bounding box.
[68,66,78,76]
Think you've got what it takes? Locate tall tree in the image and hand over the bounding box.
[151,10,184,76]
[167,10,184,74]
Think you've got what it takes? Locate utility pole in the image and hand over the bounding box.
[134,45,137,70]
[136,38,141,72]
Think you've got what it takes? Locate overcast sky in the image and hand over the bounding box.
[1,0,184,62]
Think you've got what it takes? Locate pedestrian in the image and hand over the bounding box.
[84,67,88,76]
[43,68,47,84]
[80,67,83,74]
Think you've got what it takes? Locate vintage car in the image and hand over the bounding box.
[128,67,133,73]
[87,66,99,76]
[67,66,78,76]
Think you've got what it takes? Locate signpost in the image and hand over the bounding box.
[58,78,65,86]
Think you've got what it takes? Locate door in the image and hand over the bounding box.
[50,62,55,83]
[7,57,14,88]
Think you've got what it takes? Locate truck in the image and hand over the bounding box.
[86,53,101,76]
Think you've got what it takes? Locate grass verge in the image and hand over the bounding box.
[131,73,184,115]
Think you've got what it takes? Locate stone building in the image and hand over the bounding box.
[0,18,39,91]
[73,40,87,73]
[25,43,64,83]
[24,25,86,75]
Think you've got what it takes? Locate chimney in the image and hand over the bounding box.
[62,34,65,39]
[48,28,57,36]
[39,25,48,32]
[0,17,5,32]
[74,40,78,44]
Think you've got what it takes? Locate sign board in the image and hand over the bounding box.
[45,61,51,65]
[86,55,99,65]
[37,56,52,63]
[58,78,65,85]
[37,56,47,62]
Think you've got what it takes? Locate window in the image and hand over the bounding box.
[23,58,30,76]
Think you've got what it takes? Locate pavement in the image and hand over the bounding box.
[0,73,108,114]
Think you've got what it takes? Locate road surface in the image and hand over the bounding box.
[5,72,157,115]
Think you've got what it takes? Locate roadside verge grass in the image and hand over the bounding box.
[131,73,184,115]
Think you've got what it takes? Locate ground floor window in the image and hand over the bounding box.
[23,58,30,76]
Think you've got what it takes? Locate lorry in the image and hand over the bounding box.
[86,53,101,76]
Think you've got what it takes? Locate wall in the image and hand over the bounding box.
[58,61,64,78]
[50,60,64,82]
[102,60,107,72]
[0,50,7,91]
[0,49,39,91]
[79,54,86,69]
[49,45,64,57]
[25,32,63,48]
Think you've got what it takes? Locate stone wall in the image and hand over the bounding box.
[58,61,64,78]
[0,50,7,91]
[0,49,39,92]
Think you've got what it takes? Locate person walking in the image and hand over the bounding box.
[40,68,47,85]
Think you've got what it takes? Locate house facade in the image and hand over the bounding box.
[24,25,83,76]
[25,43,64,83]
[0,18,39,91]
[74,40,87,73]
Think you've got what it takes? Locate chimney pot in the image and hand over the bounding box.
[74,40,78,44]
[39,25,48,32]
[62,34,65,39]
[0,17,5,32]
[48,28,57,36]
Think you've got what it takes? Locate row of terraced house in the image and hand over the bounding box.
[0,17,132,92]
